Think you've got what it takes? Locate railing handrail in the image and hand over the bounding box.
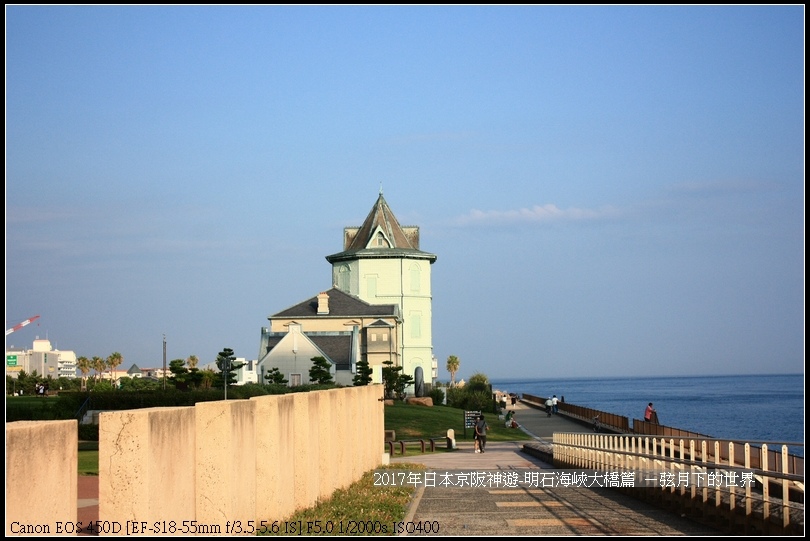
[552,432,804,534]
[75,396,91,422]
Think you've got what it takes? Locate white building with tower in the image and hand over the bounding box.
[257,191,438,393]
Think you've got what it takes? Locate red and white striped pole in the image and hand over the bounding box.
[5,315,40,336]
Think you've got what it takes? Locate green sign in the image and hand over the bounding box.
[7,355,18,366]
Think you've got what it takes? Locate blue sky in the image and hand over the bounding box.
[5,6,804,380]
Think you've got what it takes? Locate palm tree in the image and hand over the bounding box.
[186,355,199,370]
[446,355,460,387]
[76,356,91,390]
[107,352,123,384]
[91,356,105,382]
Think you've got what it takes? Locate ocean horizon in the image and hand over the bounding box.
[489,373,804,457]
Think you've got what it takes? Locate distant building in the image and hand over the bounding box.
[258,192,438,392]
[5,339,77,379]
[197,358,257,386]
[139,367,171,380]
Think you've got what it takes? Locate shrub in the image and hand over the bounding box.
[428,387,445,406]
[445,384,496,413]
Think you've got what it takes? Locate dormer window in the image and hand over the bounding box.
[375,232,389,248]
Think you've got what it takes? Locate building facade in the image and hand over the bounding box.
[257,192,437,391]
[5,339,77,380]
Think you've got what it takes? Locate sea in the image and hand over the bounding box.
[490,373,805,457]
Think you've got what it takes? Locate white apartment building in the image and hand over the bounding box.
[5,339,77,379]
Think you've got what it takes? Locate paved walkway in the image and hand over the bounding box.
[389,401,723,536]
[77,476,99,536]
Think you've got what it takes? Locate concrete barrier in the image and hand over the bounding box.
[6,420,77,536]
[5,384,385,535]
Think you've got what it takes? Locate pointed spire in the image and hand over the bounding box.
[344,193,415,251]
[325,193,437,264]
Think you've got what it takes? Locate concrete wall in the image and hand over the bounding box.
[6,420,77,536]
[5,385,384,536]
[99,407,197,527]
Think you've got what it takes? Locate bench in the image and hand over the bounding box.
[387,439,436,455]
[384,429,454,455]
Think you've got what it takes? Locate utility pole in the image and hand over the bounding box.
[163,334,167,391]
[224,355,229,400]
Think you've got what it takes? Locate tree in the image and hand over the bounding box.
[6,374,23,395]
[185,354,202,389]
[118,376,160,391]
[168,359,189,389]
[352,360,373,386]
[467,372,490,393]
[186,367,204,390]
[92,379,115,392]
[76,356,91,390]
[446,355,460,386]
[186,355,199,370]
[381,360,414,400]
[91,356,105,382]
[199,368,216,390]
[215,348,245,394]
[106,352,123,382]
[264,367,288,385]
[445,371,496,412]
[308,356,333,385]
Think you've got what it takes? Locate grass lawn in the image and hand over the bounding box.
[258,462,424,536]
[383,401,531,456]
[78,450,99,476]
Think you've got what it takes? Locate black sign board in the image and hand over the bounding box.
[464,410,481,429]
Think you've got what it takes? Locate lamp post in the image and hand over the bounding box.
[162,334,166,391]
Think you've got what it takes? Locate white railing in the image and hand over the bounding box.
[553,432,804,535]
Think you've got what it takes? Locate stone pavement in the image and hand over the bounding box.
[388,401,723,536]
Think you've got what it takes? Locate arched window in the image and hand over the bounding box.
[409,263,421,293]
[337,265,350,291]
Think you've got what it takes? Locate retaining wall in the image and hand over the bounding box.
[5,385,384,536]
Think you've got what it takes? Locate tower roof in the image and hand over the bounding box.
[326,193,437,264]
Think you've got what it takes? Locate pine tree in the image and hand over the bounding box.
[264,367,289,385]
[309,356,333,385]
[353,360,373,386]
[215,348,245,392]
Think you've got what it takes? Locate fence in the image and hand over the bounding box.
[521,394,803,535]
[552,432,804,535]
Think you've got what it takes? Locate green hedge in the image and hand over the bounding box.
[7,383,347,423]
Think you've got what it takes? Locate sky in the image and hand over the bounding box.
[5,6,805,381]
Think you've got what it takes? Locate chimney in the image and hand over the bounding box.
[317,292,330,315]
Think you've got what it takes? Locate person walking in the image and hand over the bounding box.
[475,414,489,453]
[545,397,553,417]
[552,395,558,414]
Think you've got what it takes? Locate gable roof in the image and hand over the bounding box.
[261,328,354,371]
[309,335,353,370]
[325,193,437,264]
[271,287,399,319]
